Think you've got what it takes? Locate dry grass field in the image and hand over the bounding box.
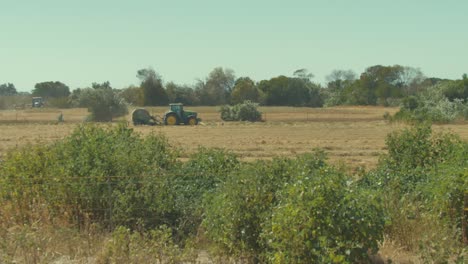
[1,106,467,263]
[1,106,467,170]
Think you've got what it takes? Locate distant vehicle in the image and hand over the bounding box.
[131,103,201,126]
[32,97,44,108]
[164,103,200,126]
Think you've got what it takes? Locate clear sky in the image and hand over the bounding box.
[1,0,467,92]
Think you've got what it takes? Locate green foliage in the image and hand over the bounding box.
[0,83,17,96]
[3,118,467,262]
[220,100,262,122]
[384,124,462,170]
[203,156,314,259]
[231,77,262,104]
[32,81,70,98]
[74,85,128,121]
[195,67,236,106]
[325,65,426,106]
[267,173,384,263]
[362,124,465,192]
[96,225,195,263]
[443,74,468,101]
[402,95,419,110]
[203,152,384,262]
[258,75,323,107]
[166,82,200,105]
[393,80,468,123]
[137,68,169,106]
[0,124,178,229]
[119,85,144,106]
[165,148,240,241]
[359,124,468,262]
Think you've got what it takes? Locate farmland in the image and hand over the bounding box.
[1,106,467,169]
[1,105,468,263]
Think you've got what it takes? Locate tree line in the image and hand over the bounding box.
[1,65,467,108]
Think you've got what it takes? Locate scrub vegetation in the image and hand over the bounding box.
[0,121,467,263]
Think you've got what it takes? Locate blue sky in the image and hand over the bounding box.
[1,0,467,92]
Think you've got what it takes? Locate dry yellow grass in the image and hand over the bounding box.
[1,106,467,263]
[0,106,467,170]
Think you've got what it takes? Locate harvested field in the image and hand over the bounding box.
[0,106,467,169]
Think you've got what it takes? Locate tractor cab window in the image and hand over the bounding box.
[171,104,182,113]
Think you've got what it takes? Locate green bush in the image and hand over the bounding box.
[266,173,385,263]
[0,124,178,229]
[220,100,262,122]
[74,88,128,122]
[359,124,468,261]
[402,95,419,110]
[3,120,466,262]
[164,148,240,241]
[393,83,468,123]
[203,153,327,260]
[361,124,465,193]
[203,151,384,263]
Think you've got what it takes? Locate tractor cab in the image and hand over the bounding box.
[170,103,184,116]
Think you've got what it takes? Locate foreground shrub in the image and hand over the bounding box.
[359,124,468,261]
[96,225,196,263]
[265,170,385,263]
[220,100,262,122]
[165,148,240,241]
[203,152,327,261]
[0,124,178,229]
[203,151,384,262]
[362,124,465,192]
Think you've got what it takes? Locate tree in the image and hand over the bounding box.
[285,77,311,106]
[397,66,426,95]
[326,69,356,84]
[92,81,112,90]
[324,70,357,106]
[230,77,262,104]
[198,67,235,105]
[166,82,199,105]
[258,76,290,105]
[356,65,407,105]
[137,68,168,106]
[0,83,17,96]
[75,82,128,121]
[293,68,314,81]
[119,85,144,106]
[258,76,321,106]
[443,75,468,101]
[32,81,70,98]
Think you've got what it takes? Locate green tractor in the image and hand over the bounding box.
[164,103,200,125]
[131,103,200,126]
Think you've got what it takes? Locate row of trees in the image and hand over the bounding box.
[0,81,71,97]
[2,65,467,108]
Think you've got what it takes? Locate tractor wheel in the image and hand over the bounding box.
[165,114,178,125]
[187,117,198,126]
